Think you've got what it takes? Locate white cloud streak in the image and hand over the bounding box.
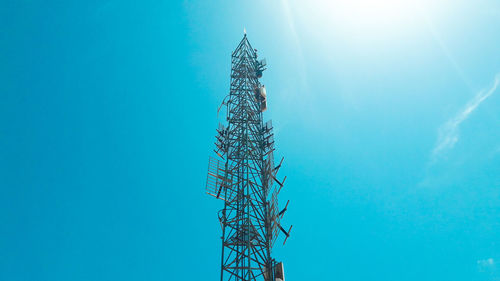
[477,258,495,266]
[431,73,500,160]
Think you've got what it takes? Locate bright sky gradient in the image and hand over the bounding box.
[1,1,500,280]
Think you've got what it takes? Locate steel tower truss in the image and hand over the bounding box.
[206,35,291,281]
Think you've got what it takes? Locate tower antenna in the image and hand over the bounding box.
[205,35,291,281]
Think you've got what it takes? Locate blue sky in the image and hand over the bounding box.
[1,0,499,280]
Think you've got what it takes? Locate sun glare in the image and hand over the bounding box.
[295,0,421,37]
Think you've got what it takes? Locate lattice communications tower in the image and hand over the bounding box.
[205,35,292,281]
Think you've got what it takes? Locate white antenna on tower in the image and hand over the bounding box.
[244,27,246,34]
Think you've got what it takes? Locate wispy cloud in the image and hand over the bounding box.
[431,73,500,161]
[477,258,497,275]
[478,258,495,267]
